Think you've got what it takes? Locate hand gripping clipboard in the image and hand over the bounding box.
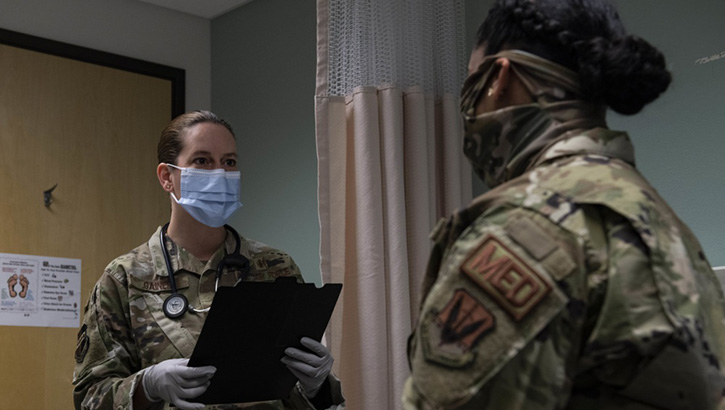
[187,276,342,404]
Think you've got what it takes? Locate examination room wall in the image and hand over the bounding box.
[211,0,322,284]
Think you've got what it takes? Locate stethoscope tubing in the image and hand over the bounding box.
[159,222,249,318]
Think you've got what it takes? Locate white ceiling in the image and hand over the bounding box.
[135,0,254,19]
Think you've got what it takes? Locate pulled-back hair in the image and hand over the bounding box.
[477,0,671,115]
[157,110,235,165]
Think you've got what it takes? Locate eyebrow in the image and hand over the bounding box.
[189,150,237,157]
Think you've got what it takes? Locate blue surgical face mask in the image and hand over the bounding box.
[167,163,243,227]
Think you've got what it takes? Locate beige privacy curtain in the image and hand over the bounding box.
[315,0,471,408]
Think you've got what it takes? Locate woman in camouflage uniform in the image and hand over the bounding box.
[73,111,344,410]
[404,0,725,409]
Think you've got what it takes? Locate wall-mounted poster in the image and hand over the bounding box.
[0,252,81,328]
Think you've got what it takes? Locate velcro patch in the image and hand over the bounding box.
[437,289,495,349]
[505,217,556,260]
[422,289,495,368]
[254,258,269,270]
[460,235,551,321]
[75,325,90,363]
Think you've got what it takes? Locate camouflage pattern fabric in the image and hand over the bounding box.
[403,50,725,409]
[460,50,606,189]
[72,226,344,410]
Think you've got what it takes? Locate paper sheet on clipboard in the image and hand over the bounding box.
[187,276,342,404]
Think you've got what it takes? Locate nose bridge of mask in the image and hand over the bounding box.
[182,169,238,197]
[167,163,240,200]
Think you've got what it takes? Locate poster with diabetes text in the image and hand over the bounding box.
[0,252,81,328]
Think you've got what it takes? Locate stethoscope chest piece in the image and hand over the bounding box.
[163,293,189,319]
[159,222,249,319]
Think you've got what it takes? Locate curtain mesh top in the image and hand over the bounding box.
[325,0,467,97]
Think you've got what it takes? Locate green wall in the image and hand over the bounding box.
[609,0,725,267]
[211,0,321,283]
[211,0,724,283]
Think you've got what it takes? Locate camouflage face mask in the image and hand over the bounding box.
[460,50,603,188]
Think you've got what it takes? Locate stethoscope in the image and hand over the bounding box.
[160,222,250,319]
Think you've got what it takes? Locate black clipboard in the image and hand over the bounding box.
[187,276,342,404]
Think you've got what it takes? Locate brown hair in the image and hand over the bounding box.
[157,110,235,165]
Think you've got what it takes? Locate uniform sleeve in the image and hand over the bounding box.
[404,207,587,410]
[568,210,677,406]
[72,268,147,410]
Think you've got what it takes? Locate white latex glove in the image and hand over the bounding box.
[142,358,216,410]
[281,337,334,398]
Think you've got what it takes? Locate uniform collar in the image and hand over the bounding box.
[528,127,636,170]
[148,225,250,277]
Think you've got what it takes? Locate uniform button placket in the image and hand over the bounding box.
[198,269,215,308]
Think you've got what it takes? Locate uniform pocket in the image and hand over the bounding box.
[126,276,199,367]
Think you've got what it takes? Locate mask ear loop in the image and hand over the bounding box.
[165,163,183,203]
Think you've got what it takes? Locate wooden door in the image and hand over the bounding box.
[0,34,179,410]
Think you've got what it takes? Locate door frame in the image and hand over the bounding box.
[0,27,185,118]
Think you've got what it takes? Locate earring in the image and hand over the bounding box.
[487,88,494,97]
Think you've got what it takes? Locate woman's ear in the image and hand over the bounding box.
[489,57,512,101]
[157,163,174,193]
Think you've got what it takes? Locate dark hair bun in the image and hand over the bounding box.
[479,0,673,114]
[578,35,672,115]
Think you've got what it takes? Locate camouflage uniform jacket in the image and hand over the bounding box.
[73,226,344,410]
[404,129,725,409]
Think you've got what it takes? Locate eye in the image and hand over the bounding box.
[224,158,237,167]
[192,157,209,166]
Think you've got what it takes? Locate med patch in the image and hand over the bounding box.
[461,234,551,321]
